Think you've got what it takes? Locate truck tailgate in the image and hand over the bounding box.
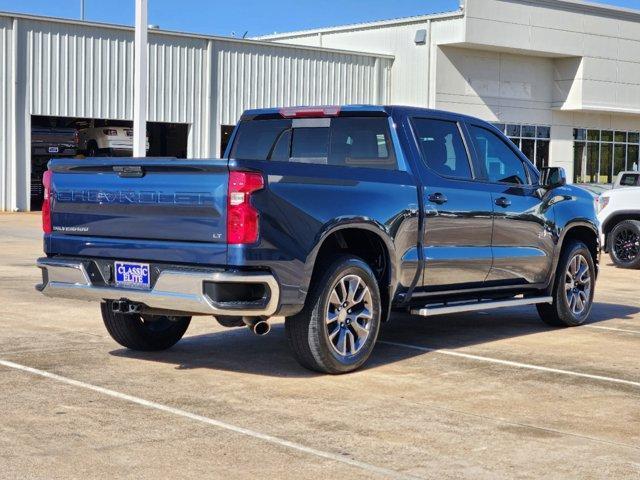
[49,158,228,244]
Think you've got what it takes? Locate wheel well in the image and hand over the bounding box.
[562,225,598,266]
[312,228,392,319]
[603,213,640,237]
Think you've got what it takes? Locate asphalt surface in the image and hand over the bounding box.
[1,213,639,479]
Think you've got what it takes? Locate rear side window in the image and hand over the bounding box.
[469,125,529,185]
[412,118,472,179]
[229,116,397,170]
[329,117,396,169]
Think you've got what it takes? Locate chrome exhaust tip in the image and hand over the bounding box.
[252,320,271,336]
[243,317,271,336]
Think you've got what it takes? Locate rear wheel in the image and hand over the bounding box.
[285,255,381,374]
[608,220,640,269]
[537,240,595,327]
[101,301,191,351]
[86,140,100,157]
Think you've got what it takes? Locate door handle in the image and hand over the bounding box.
[495,196,511,208]
[428,192,448,205]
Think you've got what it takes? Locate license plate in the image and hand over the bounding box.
[48,146,59,153]
[114,261,150,289]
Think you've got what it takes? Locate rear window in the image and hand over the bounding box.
[619,173,639,186]
[229,116,397,170]
[228,119,291,161]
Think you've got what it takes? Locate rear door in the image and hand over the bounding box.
[410,116,494,289]
[465,123,553,285]
[227,110,421,292]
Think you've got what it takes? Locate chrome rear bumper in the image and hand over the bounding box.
[36,257,280,316]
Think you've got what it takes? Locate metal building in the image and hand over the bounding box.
[0,13,392,211]
[262,0,640,185]
[5,0,640,212]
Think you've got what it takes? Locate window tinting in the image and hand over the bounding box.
[328,117,396,169]
[230,116,397,169]
[412,118,472,179]
[229,119,291,160]
[469,125,528,185]
[291,128,329,164]
[620,173,639,186]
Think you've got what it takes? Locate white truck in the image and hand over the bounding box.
[598,172,640,268]
[78,126,149,156]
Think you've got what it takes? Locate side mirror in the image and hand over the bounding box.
[540,167,567,189]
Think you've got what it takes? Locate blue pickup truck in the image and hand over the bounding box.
[37,105,599,373]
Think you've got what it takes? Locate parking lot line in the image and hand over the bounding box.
[585,325,640,335]
[378,341,640,389]
[0,358,420,480]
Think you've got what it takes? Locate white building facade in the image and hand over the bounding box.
[262,0,640,186]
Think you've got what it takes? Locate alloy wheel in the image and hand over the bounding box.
[564,254,592,316]
[613,228,640,263]
[325,274,373,357]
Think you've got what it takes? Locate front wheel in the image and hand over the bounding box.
[537,241,595,327]
[285,255,381,374]
[101,302,191,351]
[608,220,640,269]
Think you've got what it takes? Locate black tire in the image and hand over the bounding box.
[101,302,191,351]
[608,220,640,269]
[86,141,99,157]
[285,255,382,374]
[537,240,595,327]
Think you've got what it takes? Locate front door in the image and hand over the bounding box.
[466,123,554,285]
[410,116,494,289]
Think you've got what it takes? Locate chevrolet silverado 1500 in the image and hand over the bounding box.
[37,106,600,373]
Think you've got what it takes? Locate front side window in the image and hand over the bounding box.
[412,118,472,179]
[469,125,529,185]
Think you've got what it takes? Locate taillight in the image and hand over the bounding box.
[42,170,53,234]
[103,129,118,136]
[598,195,609,212]
[227,171,264,244]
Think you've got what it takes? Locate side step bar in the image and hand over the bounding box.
[411,296,553,317]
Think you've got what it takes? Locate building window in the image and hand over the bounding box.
[493,123,550,170]
[573,128,640,184]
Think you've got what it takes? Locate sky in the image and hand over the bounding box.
[0,0,639,37]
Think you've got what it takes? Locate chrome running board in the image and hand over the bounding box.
[411,296,553,317]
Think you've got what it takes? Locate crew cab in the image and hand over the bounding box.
[598,172,640,268]
[36,106,600,373]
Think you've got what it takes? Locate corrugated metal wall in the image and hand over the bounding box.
[0,14,392,211]
[215,42,390,125]
[0,17,14,211]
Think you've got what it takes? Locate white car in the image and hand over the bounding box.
[597,172,640,268]
[78,126,149,156]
